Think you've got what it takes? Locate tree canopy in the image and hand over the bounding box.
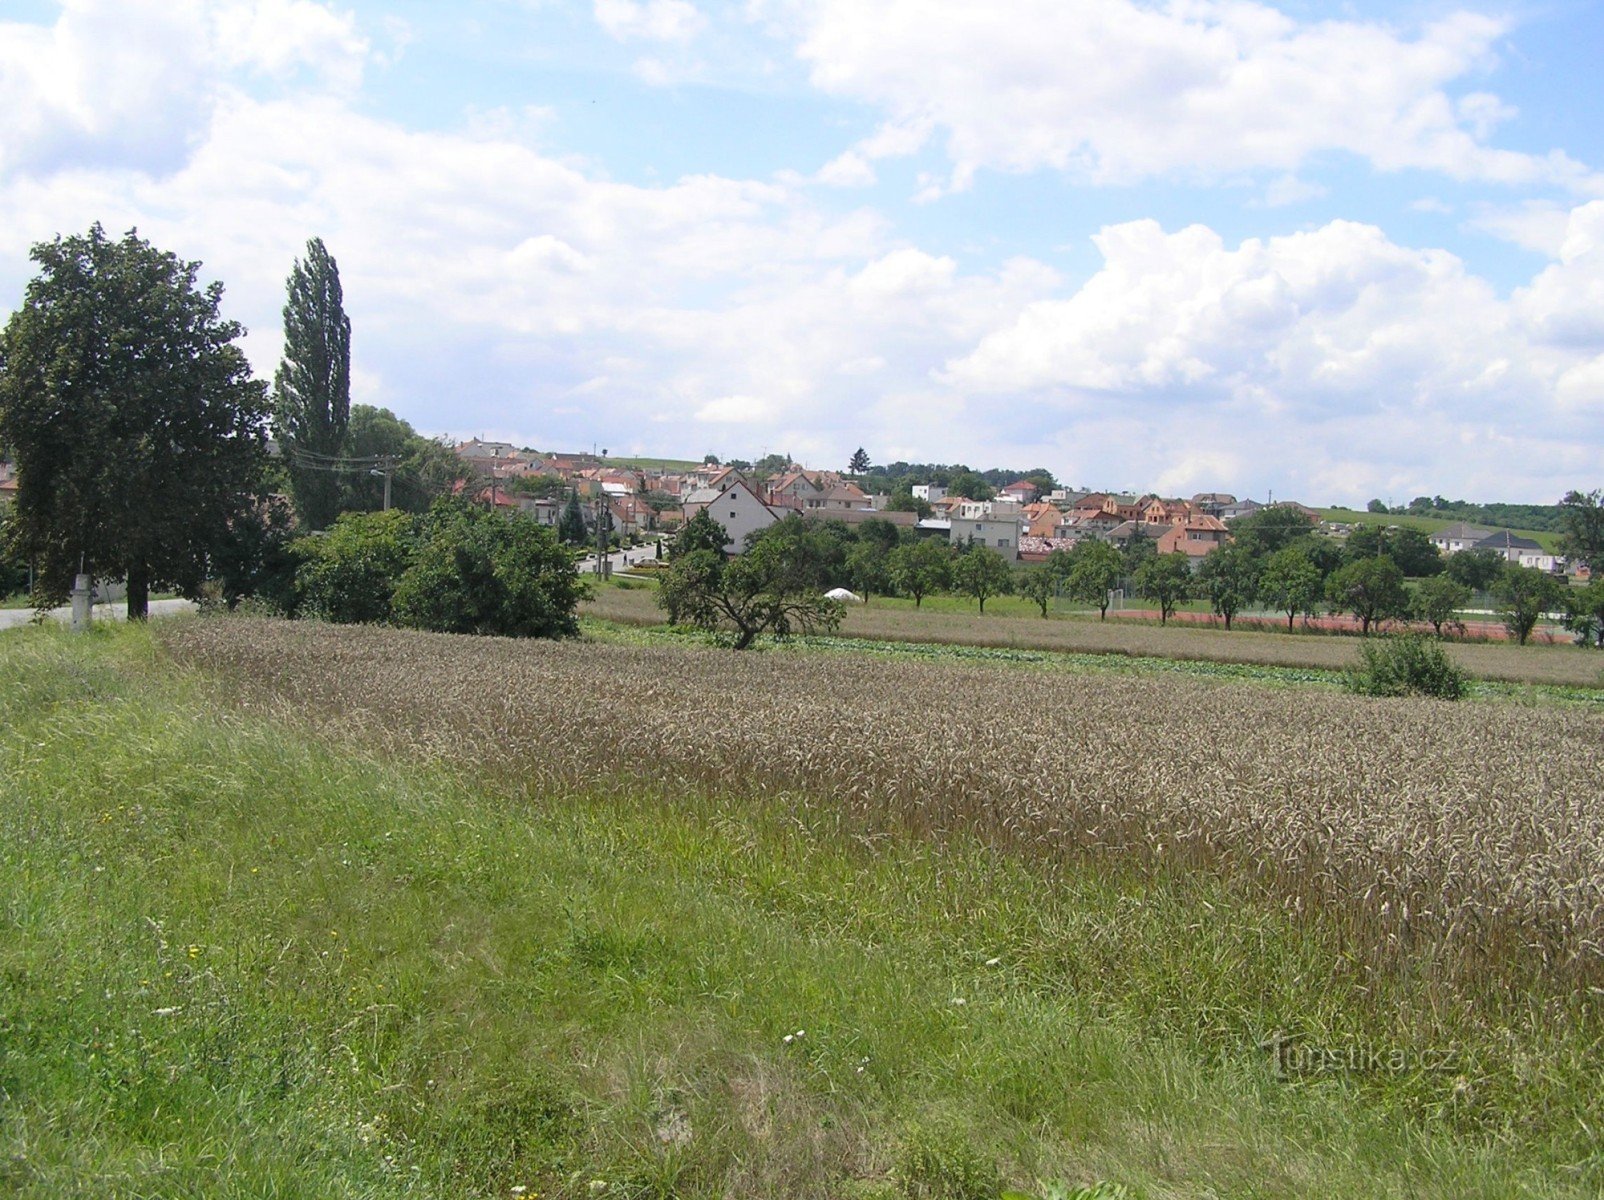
[0,224,269,617]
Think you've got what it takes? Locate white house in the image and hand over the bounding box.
[1430,522,1493,555]
[950,499,1023,560]
[1474,531,1559,572]
[912,484,947,503]
[684,478,781,553]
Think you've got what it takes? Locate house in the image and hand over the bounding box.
[681,478,781,553]
[1429,522,1494,555]
[1156,515,1231,566]
[1219,499,1263,522]
[911,484,947,503]
[1474,531,1558,572]
[950,499,1023,560]
[999,479,1040,505]
[1191,492,1236,516]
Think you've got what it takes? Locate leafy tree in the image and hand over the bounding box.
[856,517,903,555]
[847,539,891,602]
[1065,539,1122,618]
[293,508,418,624]
[1015,567,1055,617]
[1135,552,1192,624]
[888,538,952,606]
[702,453,720,466]
[558,490,588,546]
[274,237,351,531]
[1326,556,1408,635]
[0,507,29,599]
[1229,505,1318,557]
[1558,488,1604,573]
[1258,543,1322,630]
[1493,563,1562,646]
[209,494,299,613]
[391,498,586,638]
[1197,542,1258,630]
[947,470,995,501]
[673,508,729,557]
[504,473,570,500]
[848,447,871,476]
[1344,525,1442,576]
[341,404,470,513]
[953,543,1012,612]
[0,224,269,618]
[1563,579,1604,647]
[655,524,843,649]
[1444,547,1504,592]
[1413,575,1471,637]
[1121,526,1156,576]
[885,489,933,519]
[1366,498,1388,513]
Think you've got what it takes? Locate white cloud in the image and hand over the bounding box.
[781,0,1604,195]
[0,0,370,178]
[594,0,706,43]
[1,3,1602,504]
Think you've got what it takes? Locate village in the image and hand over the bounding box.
[444,438,1569,576]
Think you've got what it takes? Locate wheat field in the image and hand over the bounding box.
[161,618,1604,993]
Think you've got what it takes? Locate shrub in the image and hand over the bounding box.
[1347,633,1466,700]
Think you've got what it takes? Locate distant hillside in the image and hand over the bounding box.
[1320,507,1562,552]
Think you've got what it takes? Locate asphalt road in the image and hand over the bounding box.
[0,597,197,632]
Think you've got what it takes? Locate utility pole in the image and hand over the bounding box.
[594,490,610,578]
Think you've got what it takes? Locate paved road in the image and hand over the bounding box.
[0,597,196,632]
[577,541,664,577]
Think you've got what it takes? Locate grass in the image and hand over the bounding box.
[583,582,1604,689]
[2,620,1601,1196]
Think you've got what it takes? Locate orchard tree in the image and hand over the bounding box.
[1326,556,1408,635]
[953,543,1013,612]
[1065,539,1123,619]
[1197,542,1258,630]
[1258,543,1322,630]
[655,523,843,649]
[888,538,951,606]
[1135,552,1192,624]
[1494,563,1562,646]
[1414,574,1471,637]
[274,238,351,531]
[1015,566,1055,617]
[0,225,269,617]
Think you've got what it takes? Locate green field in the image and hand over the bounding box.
[3,618,1601,1197]
[1317,507,1563,552]
[603,455,706,472]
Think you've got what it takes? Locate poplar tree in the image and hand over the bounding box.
[274,237,351,530]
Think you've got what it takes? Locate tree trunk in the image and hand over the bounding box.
[126,560,150,621]
[1287,611,1295,631]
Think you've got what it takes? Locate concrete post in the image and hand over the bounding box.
[70,574,92,633]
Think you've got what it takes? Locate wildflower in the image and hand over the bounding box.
[984,957,1002,967]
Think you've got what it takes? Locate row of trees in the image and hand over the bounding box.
[0,225,583,639]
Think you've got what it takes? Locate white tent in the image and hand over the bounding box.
[823,587,864,603]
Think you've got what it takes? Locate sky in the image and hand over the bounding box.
[2,1,1602,505]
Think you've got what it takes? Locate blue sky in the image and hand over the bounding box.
[3,1,1603,504]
